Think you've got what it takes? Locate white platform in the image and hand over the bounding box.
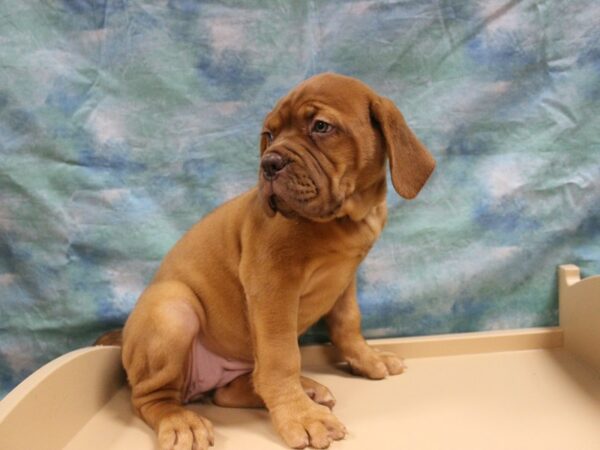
[1,265,599,450]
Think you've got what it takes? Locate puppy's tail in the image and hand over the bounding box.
[94,328,123,346]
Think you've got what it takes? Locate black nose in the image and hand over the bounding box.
[261,153,287,180]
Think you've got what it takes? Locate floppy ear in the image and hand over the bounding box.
[370,96,436,199]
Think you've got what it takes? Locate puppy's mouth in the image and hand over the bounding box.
[265,191,298,219]
[268,194,278,213]
[259,157,341,221]
[261,179,278,213]
[261,179,341,221]
[260,179,294,218]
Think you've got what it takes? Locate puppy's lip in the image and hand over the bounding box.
[268,194,278,213]
[260,180,278,215]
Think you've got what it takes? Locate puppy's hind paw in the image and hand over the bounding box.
[301,376,336,409]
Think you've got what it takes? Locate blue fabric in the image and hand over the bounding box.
[1,0,599,397]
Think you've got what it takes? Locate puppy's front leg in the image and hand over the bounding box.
[243,272,346,449]
[326,277,405,379]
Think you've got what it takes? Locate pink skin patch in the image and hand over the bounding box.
[183,336,254,403]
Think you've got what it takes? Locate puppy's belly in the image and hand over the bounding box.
[183,335,253,403]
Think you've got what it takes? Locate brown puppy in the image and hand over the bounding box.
[120,73,435,450]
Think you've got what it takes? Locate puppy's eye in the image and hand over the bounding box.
[311,120,332,134]
[262,131,273,145]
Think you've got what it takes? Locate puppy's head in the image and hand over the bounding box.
[258,73,435,221]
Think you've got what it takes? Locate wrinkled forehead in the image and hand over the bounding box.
[264,75,372,130]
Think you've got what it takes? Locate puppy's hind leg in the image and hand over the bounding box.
[214,374,336,410]
[122,282,214,450]
[213,373,264,408]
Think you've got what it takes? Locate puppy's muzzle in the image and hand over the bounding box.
[261,152,288,181]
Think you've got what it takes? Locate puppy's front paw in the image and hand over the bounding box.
[157,409,214,450]
[347,349,406,380]
[271,399,346,449]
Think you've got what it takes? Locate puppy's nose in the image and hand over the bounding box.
[261,153,287,180]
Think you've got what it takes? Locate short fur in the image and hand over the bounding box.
[115,73,435,450]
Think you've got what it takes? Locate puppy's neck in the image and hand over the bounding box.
[336,178,387,223]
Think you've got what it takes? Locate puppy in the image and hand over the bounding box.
[118,73,435,450]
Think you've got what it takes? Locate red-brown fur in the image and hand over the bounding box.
[115,73,435,450]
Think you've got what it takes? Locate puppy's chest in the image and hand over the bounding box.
[297,258,357,332]
[297,222,381,330]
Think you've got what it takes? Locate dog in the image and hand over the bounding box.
[109,73,435,450]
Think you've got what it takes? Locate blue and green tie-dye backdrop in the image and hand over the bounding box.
[1,0,599,397]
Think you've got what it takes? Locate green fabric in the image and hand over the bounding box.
[1,0,599,396]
